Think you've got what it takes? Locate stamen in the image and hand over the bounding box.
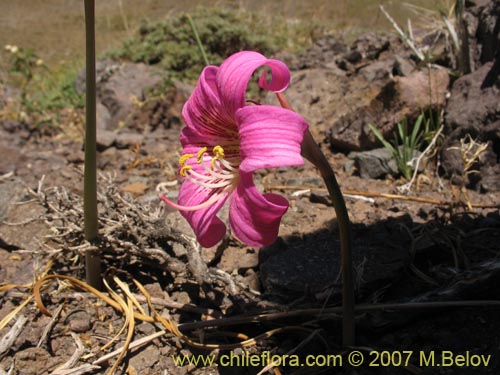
[196,161,235,180]
[180,165,192,177]
[179,153,193,166]
[160,188,230,212]
[209,145,225,169]
[196,147,208,162]
[170,143,241,212]
[185,173,233,189]
[217,158,236,171]
[212,145,225,158]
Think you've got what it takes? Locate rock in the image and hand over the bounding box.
[100,62,164,129]
[75,58,120,94]
[442,61,500,191]
[0,143,27,175]
[351,32,391,61]
[348,147,399,179]
[344,50,362,64]
[480,164,500,192]
[219,247,259,272]
[329,66,449,151]
[15,347,59,375]
[475,0,500,65]
[127,80,192,132]
[128,345,161,374]
[394,67,449,110]
[267,33,433,152]
[359,58,395,82]
[79,60,165,130]
[68,317,92,333]
[268,65,382,145]
[96,129,117,151]
[296,35,347,69]
[115,132,144,149]
[121,181,149,196]
[393,55,416,77]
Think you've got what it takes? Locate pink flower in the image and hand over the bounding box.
[161,51,308,247]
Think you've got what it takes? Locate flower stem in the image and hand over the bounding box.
[277,93,355,347]
[84,0,101,289]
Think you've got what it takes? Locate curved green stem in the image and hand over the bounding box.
[277,93,355,347]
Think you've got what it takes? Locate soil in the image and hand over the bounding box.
[1,12,500,375]
[0,104,499,375]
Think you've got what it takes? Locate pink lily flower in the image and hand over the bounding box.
[161,51,308,247]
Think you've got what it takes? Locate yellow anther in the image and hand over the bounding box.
[212,145,225,158]
[179,153,193,166]
[179,165,192,177]
[196,147,208,163]
[210,158,218,170]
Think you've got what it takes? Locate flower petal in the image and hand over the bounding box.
[176,163,229,248]
[229,173,288,247]
[181,66,238,148]
[217,51,291,117]
[236,105,307,173]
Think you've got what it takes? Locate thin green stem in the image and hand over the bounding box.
[186,14,209,66]
[277,93,355,347]
[84,0,101,289]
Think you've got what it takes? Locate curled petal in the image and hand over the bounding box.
[229,173,288,247]
[181,66,237,147]
[217,51,291,117]
[236,105,307,173]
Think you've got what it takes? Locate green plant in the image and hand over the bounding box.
[107,6,322,84]
[4,44,84,132]
[4,45,45,89]
[108,8,276,81]
[369,110,440,180]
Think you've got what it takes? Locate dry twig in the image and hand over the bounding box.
[0,316,28,358]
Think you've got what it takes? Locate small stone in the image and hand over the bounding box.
[96,129,117,150]
[121,182,148,196]
[244,269,261,292]
[219,247,259,272]
[115,133,144,149]
[172,291,191,304]
[348,147,399,179]
[309,190,332,205]
[129,344,160,372]
[344,50,362,64]
[68,317,92,333]
[393,55,415,76]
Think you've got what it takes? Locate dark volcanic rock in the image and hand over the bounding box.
[98,62,164,129]
[348,147,399,179]
[442,61,500,191]
[296,35,347,69]
[77,59,164,130]
[474,0,500,66]
[329,66,449,151]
